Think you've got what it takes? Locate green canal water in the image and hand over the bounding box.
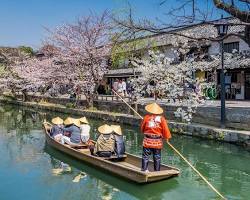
[0,104,250,200]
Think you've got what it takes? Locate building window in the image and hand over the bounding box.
[223,42,239,53]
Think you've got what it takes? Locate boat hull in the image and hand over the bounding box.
[44,123,180,183]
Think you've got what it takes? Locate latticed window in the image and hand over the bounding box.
[223,42,239,53]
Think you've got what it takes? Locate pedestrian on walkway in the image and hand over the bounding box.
[126,80,132,97]
[117,79,124,96]
[122,79,127,96]
[112,79,119,93]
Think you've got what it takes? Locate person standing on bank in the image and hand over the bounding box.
[112,79,119,93]
[121,79,127,96]
[140,103,171,172]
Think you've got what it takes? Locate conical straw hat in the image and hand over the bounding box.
[145,103,163,115]
[64,117,74,126]
[79,117,89,124]
[71,118,81,127]
[70,117,81,127]
[98,124,113,134]
[51,117,63,125]
[111,125,122,135]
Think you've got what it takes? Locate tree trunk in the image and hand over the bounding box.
[22,90,28,102]
[10,88,17,99]
[85,94,94,108]
[74,94,81,108]
[213,0,250,46]
[213,0,250,23]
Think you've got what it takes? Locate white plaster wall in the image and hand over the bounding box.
[208,41,220,55]
[239,38,250,53]
[138,46,177,60]
[163,47,177,59]
[208,36,250,55]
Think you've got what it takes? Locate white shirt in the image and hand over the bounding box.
[122,81,126,90]
[80,124,91,143]
[117,82,123,93]
[113,81,118,91]
[80,124,90,136]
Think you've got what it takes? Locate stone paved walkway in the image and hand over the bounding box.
[30,92,250,108]
[137,98,250,108]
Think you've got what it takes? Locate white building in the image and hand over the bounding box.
[105,17,250,100]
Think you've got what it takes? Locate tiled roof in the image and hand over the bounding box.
[115,18,245,52]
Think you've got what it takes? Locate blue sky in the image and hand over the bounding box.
[0,0,227,49]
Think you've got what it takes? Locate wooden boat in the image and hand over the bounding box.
[43,123,180,183]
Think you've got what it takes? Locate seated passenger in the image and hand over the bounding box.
[111,125,125,157]
[93,124,115,157]
[61,117,81,145]
[79,117,90,143]
[50,117,64,141]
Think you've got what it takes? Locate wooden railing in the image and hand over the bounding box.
[13,92,135,103]
[95,95,133,103]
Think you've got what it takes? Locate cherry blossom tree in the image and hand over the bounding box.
[0,57,60,100]
[131,50,207,122]
[45,11,112,107]
[113,1,250,46]
[1,12,113,107]
[130,45,250,122]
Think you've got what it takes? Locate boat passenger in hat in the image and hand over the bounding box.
[61,117,81,145]
[141,103,171,172]
[111,125,125,158]
[92,124,115,157]
[79,117,90,143]
[50,117,64,141]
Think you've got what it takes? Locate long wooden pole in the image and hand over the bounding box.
[112,89,227,200]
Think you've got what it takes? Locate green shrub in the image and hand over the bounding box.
[66,103,75,108]
[19,46,34,56]
[2,94,16,101]
[88,106,98,111]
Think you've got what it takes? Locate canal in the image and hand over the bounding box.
[0,104,249,200]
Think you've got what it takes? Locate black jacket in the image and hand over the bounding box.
[113,135,125,157]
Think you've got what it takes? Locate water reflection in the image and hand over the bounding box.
[44,145,179,200]
[0,103,250,199]
[50,157,72,176]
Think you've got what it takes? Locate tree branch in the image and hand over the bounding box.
[213,0,250,23]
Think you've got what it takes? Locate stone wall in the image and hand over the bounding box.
[13,94,250,131]
[136,103,250,131]
[1,98,250,149]
[23,95,137,115]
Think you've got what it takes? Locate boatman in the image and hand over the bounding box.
[141,103,171,172]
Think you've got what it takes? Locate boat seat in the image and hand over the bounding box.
[69,144,88,149]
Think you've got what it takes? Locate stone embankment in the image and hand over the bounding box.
[21,94,250,131]
[1,98,250,149]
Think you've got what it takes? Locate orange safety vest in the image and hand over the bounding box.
[141,115,171,149]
